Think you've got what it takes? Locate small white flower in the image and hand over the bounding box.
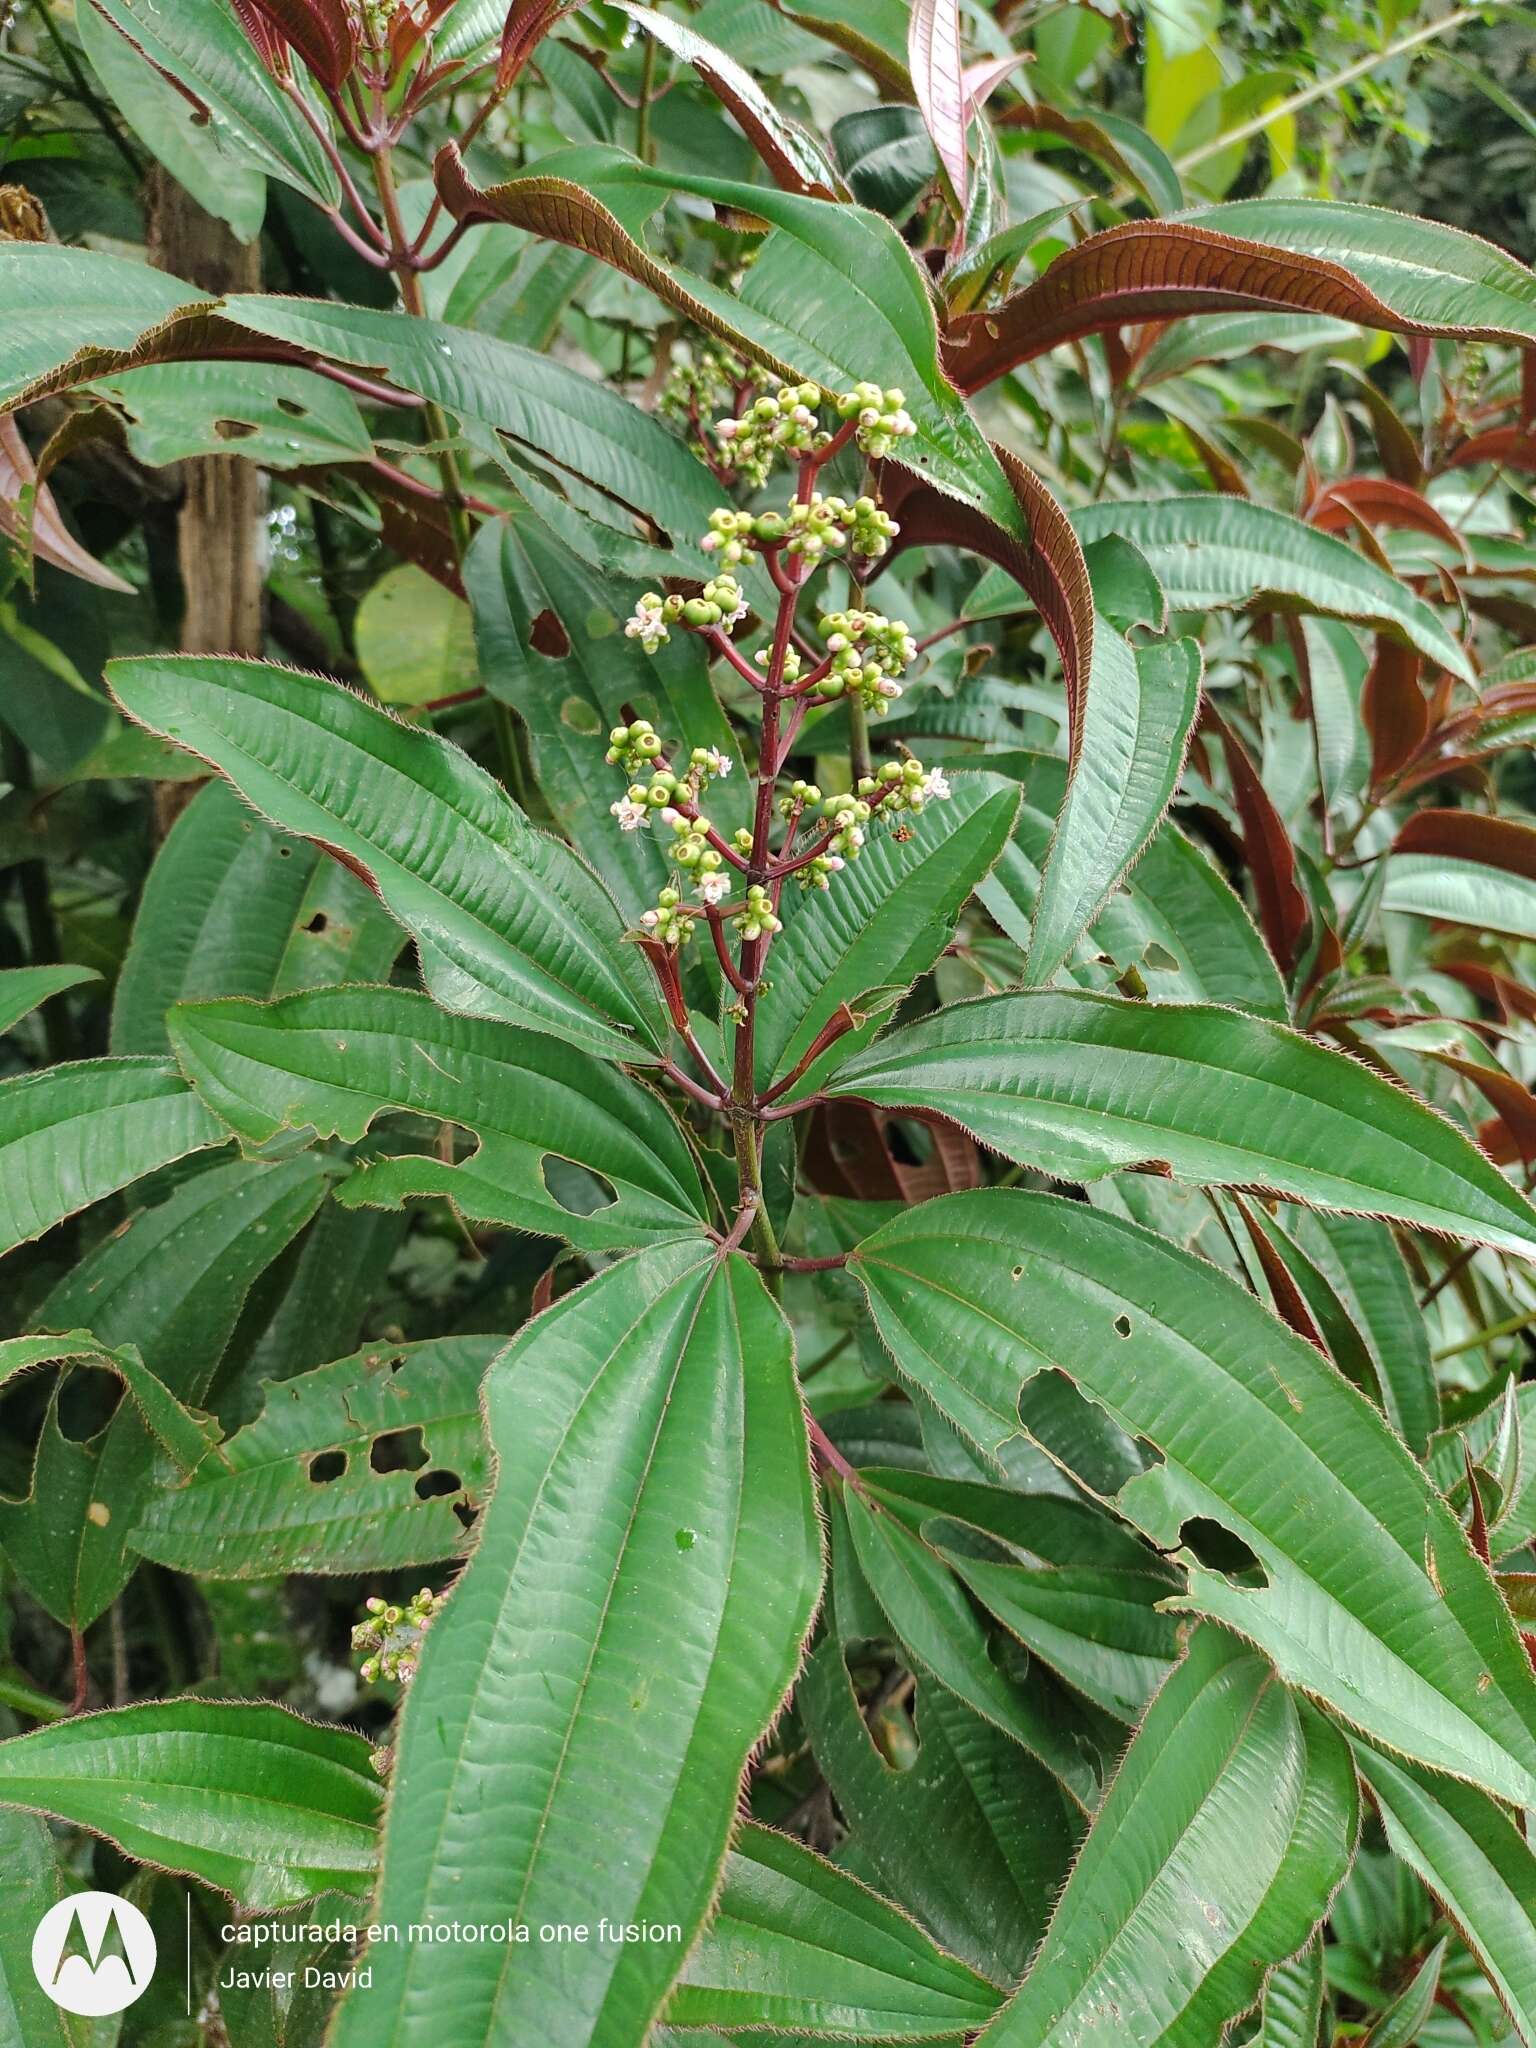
[717,418,740,440]
[921,767,952,801]
[694,870,731,905]
[610,798,649,831]
[713,754,733,779]
[720,599,749,629]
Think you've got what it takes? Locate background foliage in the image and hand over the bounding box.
[6,2,1536,2045]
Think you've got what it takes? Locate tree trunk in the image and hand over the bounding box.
[146,169,265,655]
[145,171,264,833]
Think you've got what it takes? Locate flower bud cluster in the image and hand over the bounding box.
[714,382,826,482]
[783,492,899,565]
[661,338,757,437]
[734,883,781,940]
[607,724,733,837]
[835,383,919,460]
[640,886,694,946]
[352,1587,445,1688]
[623,591,682,654]
[818,608,919,711]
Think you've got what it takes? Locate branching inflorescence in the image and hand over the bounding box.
[607,380,954,1268]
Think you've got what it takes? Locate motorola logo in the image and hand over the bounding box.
[32,1892,157,2017]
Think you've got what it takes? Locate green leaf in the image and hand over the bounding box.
[1254,1938,1326,2048]
[83,0,340,206]
[0,1058,229,1259]
[107,654,665,1061]
[329,1243,822,2048]
[1135,310,1367,386]
[979,760,1287,1020]
[754,771,1020,1091]
[0,1809,85,2046]
[0,1155,328,1626]
[1353,1742,1536,2048]
[0,1702,380,1909]
[0,963,97,1036]
[355,565,477,707]
[1287,1209,1437,1458]
[1360,1935,1446,2048]
[168,986,711,1250]
[843,1484,1102,1809]
[974,1628,1357,2048]
[666,1824,1000,2039]
[113,780,400,1056]
[91,361,373,469]
[133,1335,499,1578]
[434,145,1027,543]
[827,988,1536,1256]
[1067,498,1471,680]
[1383,854,1536,943]
[940,1552,1180,1725]
[850,1189,1536,1804]
[77,0,267,241]
[1025,630,1201,985]
[797,1646,1077,1986]
[857,1467,1182,1723]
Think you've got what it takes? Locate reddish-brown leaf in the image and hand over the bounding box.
[879,445,1093,759]
[1430,1049,1536,1168]
[1362,636,1428,791]
[1444,961,1536,1029]
[802,1102,982,1203]
[1306,476,1468,562]
[1201,698,1308,977]
[942,219,1521,394]
[0,417,132,593]
[908,0,969,228]
[1395,808,1536,882]
[227,0,287,71]
[1440,425,1536,474]
[246,0,358,90]
[498,0,578,91]
[1232,1196,1328,1355]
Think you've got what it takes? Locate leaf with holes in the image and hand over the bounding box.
[0,1156,328,1626]
[107,654,665,1061]
[328,1242,822,2048]
[168,986,711,1249]
[850,1189,1536,1804]
[133,1335,499,1578]
[827,988,1536,1255]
